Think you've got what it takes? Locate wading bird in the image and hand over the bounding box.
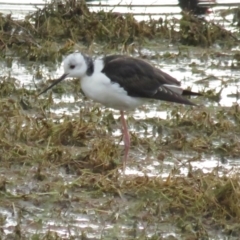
[39,53,201,169]
[179,0,216,15]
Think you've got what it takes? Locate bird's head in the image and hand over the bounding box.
[63,52,88,78]
[38,52,92,96]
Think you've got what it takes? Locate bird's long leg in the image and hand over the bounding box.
[120,110,130,170]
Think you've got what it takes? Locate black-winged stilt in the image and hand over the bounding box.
[179,0,216,15]
[38,53,201,168]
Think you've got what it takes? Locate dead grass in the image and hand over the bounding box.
[0,0,240,239]
[0,0,238,61]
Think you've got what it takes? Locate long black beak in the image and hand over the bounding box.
[38,73,68,96]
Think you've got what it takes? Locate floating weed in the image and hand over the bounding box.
[0,1,240,238]
[0,0,238,60]
[0,76,18,97]
[66,168,240,235]
[81,138,120,173]
[3,87,240,165]
[214,177,240,218]
[180,12,238,47]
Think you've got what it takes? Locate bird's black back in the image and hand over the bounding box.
[102,55,198,105]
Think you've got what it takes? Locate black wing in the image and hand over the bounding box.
[102,55,197,105]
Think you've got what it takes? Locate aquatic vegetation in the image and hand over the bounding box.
[180,12,236,47]
[0,0,238,61]
[0,0,240,238]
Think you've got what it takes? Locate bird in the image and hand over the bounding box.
[38,52,201,169]
[178,0,215,15]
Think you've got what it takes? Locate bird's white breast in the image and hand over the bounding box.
[80,59,144,111]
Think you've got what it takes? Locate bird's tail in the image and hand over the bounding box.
[182,89,202,96]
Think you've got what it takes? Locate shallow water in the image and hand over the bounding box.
[1,0,240,20]
[1,0,240,239]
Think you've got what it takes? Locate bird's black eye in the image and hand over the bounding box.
[69,65,75,69]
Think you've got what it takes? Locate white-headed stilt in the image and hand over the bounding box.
[38,52,201,169]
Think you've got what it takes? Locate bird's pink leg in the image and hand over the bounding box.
[120,110,130,169]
